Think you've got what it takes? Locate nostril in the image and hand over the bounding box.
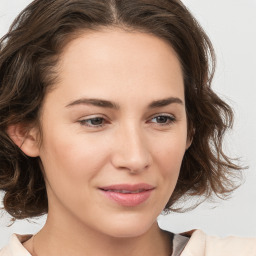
[128,164,150,174]
[111,131,152,172]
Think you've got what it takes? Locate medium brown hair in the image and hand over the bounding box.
[0,0,241,219]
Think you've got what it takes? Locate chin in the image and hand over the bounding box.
[98,214,158,238]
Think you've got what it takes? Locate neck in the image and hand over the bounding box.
[28,213,172,256]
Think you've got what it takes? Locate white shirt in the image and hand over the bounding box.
[0,232,188,256]
[1,230,256,256]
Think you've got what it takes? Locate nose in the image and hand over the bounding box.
[111,123,152,174]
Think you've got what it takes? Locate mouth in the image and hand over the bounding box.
[101,189,147,194]
[99,183,155,207]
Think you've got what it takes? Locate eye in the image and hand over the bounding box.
[78,117,106,127]
[149,114,175,125]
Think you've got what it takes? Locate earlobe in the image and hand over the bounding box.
[186,128,195,150]
[7,124,40,157]
[186,138,192,150]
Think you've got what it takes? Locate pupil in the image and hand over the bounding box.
[91,118,102,125]
[157,116,167,123]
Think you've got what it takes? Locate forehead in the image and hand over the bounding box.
[59,28,182,72]
[49,28,184,104]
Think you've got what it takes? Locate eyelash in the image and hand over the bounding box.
[149,114,176,126]
[78,117,106,128]
[78,114,176,128]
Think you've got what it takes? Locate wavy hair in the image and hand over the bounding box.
[0,0,241,219]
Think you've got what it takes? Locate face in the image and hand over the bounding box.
[36,28,190,238]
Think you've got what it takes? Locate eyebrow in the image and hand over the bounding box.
[65,97,183,109]
[66,98,120,109]
[148,97,183,108]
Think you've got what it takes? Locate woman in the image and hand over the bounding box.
[0,0,255,255]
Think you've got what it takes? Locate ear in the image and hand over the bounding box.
[7,124,40,157]
[186,128,195,150]
[186,137,192,150]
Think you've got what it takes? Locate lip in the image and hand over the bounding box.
[99,183,155,207]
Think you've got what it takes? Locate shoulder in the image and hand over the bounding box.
[180,230,256,256]
[0,234,32,256]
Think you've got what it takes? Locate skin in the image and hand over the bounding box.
[14,28,191,256]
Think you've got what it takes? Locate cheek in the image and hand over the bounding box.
[148,140,186,211]
[39,126,111,187]
[153,133,187,169]
[150,130,187,192]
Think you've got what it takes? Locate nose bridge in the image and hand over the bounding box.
[111,120,151,172]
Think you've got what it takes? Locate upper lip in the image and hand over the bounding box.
[99,183,155,192]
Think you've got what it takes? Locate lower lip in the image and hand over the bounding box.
[100,189,153,207]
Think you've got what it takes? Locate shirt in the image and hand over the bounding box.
[1,230,256,256]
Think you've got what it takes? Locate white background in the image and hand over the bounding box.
[0,0,256,248]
